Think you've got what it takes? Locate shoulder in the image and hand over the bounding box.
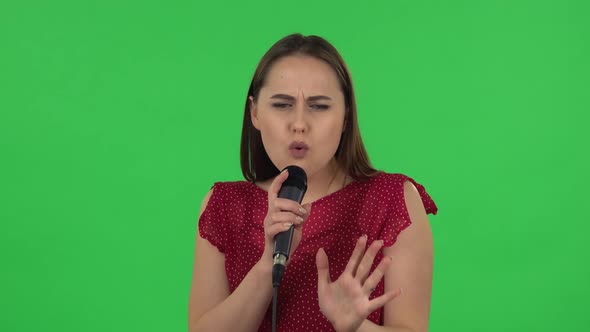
[366,172,438,216]
[197,181,258,248]
[210,180,254,193]
[363,172,420,197]
[206,180,258,202]
[380,173,421,200]
[198,180,265,215]
[368,172,415,187]
[198,189,214,218]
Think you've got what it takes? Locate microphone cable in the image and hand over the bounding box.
[271,254,286,332]
[272,285,279,332]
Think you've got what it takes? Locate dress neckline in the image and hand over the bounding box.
[246,174,373,205]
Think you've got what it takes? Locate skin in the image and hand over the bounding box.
[188,54,433,332]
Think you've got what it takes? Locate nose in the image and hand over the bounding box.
[291,102,308,134]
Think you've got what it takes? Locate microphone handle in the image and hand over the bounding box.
[274,225,294,259]
[273,184,305,261]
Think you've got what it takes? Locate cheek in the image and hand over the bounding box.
[258,121,283,153]
[317,122,344,151]
[259,120,279,139]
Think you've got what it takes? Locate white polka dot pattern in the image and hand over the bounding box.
[198,172,438,331]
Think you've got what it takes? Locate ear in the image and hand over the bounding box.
[249,96,260,130]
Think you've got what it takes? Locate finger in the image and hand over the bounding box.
[315,248,331,293]
[265,222,293,239]
[302,202,312,218]
[268,169,290,201]
[367,288,402,313]
[343,235,367,275]
[293,203,312,230]
[269,211,305,226]
[355,239,384,282]
[362,256,393,295]
[274,198,308,217]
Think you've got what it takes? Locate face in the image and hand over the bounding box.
[250,55,346,179]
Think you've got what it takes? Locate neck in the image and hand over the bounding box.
[253,160,351,204]
[301,159,347,205]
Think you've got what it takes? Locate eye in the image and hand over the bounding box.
[310,104,330,111]
[272,103,291,109]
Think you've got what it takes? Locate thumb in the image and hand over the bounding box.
[316,248,330,290]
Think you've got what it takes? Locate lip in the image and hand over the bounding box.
[288,141,309,159]
[289,141,309,150]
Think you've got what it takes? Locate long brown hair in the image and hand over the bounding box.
[240,33,379,182]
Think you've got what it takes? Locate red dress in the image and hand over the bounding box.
[198,172,438,331]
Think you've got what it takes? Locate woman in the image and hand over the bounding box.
[188,33,438,332]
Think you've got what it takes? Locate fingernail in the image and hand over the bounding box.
[284,222,293,227]
[378,239,384,246]
[362,234,368,239]
[295,216,303,223]
[299,206,307,214]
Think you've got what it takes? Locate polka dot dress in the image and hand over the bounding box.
[198,172,438,331]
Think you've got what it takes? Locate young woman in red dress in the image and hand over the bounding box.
[188,34,438,332]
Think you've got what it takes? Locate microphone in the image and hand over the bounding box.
[272,165,307,287]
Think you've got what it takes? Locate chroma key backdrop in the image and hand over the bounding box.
[1,1,588,331]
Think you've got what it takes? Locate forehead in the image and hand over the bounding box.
[262,55,342,96]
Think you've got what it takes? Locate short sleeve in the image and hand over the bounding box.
[380,174,438,247]
[198,183,228,254]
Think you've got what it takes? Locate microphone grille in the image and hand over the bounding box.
[282,165,307,189]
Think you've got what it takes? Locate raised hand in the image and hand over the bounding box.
[316,235,402,332]
[260,169,312,265]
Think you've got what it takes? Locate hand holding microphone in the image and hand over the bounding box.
[260,166,311,280]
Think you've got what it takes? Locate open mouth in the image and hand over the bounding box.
[289,141,309,158]
[289,141,309,150]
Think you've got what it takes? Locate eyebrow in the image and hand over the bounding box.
[270,94,332,102]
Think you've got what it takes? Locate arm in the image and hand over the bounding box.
[189,171,312,332]
[188,189,274,332]
[357,180,433,332]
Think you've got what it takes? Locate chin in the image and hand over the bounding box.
[274,160,309,174]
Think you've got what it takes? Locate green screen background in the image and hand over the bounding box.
[1,0,588,331]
